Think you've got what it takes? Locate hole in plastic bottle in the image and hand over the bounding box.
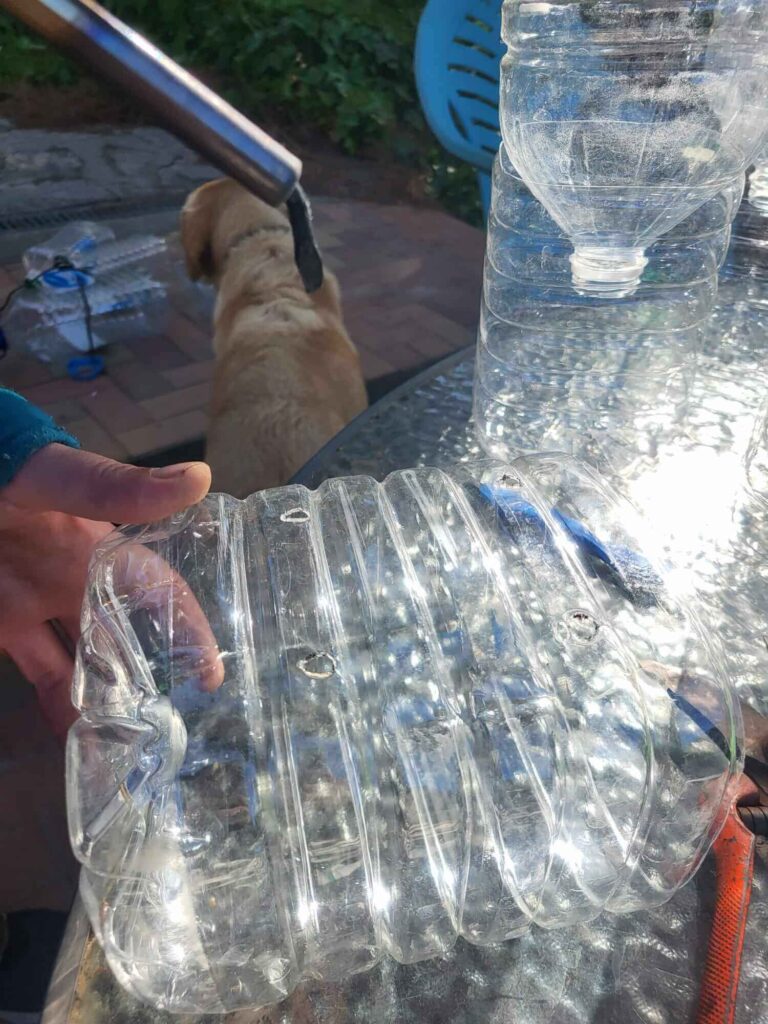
[297,651,336,679]
[498,473,520,487]
[280,507,310,524]
[558,609,600,646]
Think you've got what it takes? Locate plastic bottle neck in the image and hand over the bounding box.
[569,246,648,297]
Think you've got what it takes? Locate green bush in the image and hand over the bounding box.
[0,0,482,222]
[115,0,423,154]
[0,16,78,85]
[0,0,422,152]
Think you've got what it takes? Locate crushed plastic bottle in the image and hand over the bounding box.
[500,0,768,295]
[68,455,741,1013]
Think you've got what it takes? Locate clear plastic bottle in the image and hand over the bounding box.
[620,164,768,716]
[4,264,168,362]
[23,221,116,277]
[23,223,167,279]
[500,0,768,295]
[68,455,740,1013]
[84,234,168,275]
[5,228,171,364]
[473,143,742,463]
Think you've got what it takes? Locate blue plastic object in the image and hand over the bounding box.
[41,267,94,290]
[415,0,504,218]
[475,483,664,607]
[67,354,104,381]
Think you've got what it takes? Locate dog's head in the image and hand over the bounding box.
[181,179,290,283]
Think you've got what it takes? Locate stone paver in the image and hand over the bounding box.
[0,128,484,460]
[0,126,217,222]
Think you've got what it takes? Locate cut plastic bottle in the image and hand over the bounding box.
[68,455,741,1013]
[500,0,768,295]
[23,221,116,278]
[4,228,174,365]
[473,143,742,462]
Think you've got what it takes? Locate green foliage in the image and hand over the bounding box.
[0,17,77,84]
[111,0,423,152]
[0,0,484,222]
[425,151,483,228]
[0,0,422,152]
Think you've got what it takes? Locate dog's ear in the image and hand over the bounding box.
[181,181,222,281]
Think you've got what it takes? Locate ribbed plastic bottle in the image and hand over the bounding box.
[499,0,768,296]
[6,265,168,362]
[22,221,116,277]
[473,143,742,462]
[4,228,170,363]
[68,455,740,1013]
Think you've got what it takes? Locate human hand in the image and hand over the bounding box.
[0,443,224,738]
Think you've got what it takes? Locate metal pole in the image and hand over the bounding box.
[0,0,302,208]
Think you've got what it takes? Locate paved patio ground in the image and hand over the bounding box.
[0,127,485,462]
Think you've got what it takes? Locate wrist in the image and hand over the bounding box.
[0,387,80,487]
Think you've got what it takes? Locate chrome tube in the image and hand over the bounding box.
[0,0,302,207]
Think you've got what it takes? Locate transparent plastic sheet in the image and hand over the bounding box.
[67,456,741,1013]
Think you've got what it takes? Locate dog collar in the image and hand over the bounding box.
[222,224,292,269]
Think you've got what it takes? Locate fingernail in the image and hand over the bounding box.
[150,463,196,480]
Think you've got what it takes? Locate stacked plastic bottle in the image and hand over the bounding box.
[474,145,743,463]
[2,222,170,364]
[68,455,740,1013]
[475,0,768,465]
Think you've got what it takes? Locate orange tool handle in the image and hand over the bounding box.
[696,808,756,1024]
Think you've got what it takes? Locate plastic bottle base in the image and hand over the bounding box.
[570,246,649,298]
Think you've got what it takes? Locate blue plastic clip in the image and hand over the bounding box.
[67,354,104,381]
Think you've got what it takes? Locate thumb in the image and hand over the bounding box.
[3,443,212,523]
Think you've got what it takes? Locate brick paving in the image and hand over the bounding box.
[0,198,484,461]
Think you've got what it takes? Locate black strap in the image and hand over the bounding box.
[287,184,324,294]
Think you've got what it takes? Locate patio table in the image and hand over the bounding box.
[42,346,768,1024]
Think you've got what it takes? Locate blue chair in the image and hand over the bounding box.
[415,0,505,218]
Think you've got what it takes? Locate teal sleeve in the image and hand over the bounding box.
[0,387,80,487]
